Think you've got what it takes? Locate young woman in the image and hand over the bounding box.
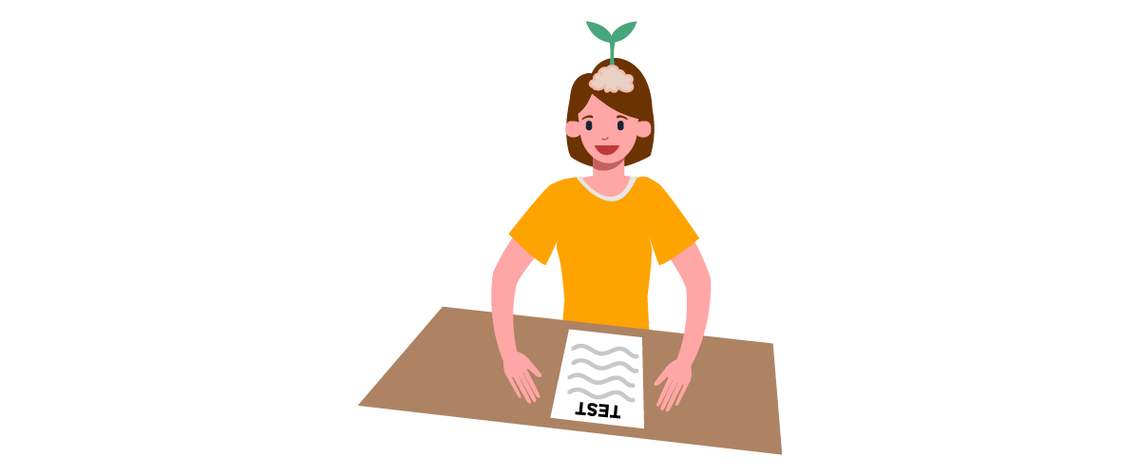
[491,58,711,413]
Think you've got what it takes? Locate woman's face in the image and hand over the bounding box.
[565,95,652,166]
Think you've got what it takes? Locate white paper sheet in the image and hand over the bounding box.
[549,330,644,429]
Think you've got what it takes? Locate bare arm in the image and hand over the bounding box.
[673,242,711,365]
[492,239,542,403]
[654,242,711,411]
[492,239,533,358]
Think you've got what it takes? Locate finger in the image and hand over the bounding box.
[507,375,521,399]
[661,380,678,411]
[665,382,681,412]
[665,380,679,409]
[515,375,533,403]
[519,375,535,400]
[657,379,675,407]
[523,371,540,400]
[654,369,668,386]
[519,374,537,403]
[511,376,527,402]
[676,383,688,406]
[528,363,542,378]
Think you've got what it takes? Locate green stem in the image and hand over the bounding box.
[609,42,615,65]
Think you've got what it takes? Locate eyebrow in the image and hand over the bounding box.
[616,115,629,120]
[580,115,593,120]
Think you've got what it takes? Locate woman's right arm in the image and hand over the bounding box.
[492,239,542,403]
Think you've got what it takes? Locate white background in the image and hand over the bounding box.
[2,1,1138,474]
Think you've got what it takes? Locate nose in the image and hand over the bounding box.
[601,137,609,140]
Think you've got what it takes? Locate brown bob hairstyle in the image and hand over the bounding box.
[566,58,654,166]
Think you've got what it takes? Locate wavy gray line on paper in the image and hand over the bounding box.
[567,373,635,388]
[571,358,638,373]
[571,344,639,359]
[568,387,636,402]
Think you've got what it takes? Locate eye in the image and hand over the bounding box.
[617,120,624,131]
[585,121,592,131]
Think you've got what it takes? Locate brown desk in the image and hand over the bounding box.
[359,307,782,454]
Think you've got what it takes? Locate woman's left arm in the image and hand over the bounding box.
[653,242,710,412]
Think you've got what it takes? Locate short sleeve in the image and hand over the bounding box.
[509,183,564,265]
[644,179,699,264]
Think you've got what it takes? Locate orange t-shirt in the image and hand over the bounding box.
[509,176,698,329]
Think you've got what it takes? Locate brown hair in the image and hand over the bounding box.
[566,58,654,166]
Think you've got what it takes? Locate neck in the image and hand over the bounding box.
[591,159,626,180]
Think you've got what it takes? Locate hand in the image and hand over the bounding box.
[501,351,542,404]
[653,359,692,412]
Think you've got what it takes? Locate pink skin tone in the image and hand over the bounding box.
[492,94,711,411]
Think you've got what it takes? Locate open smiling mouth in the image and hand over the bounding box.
[594,145,620,155]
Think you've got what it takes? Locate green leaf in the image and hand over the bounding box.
[609,21,636,43]
[586,22,611,42]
